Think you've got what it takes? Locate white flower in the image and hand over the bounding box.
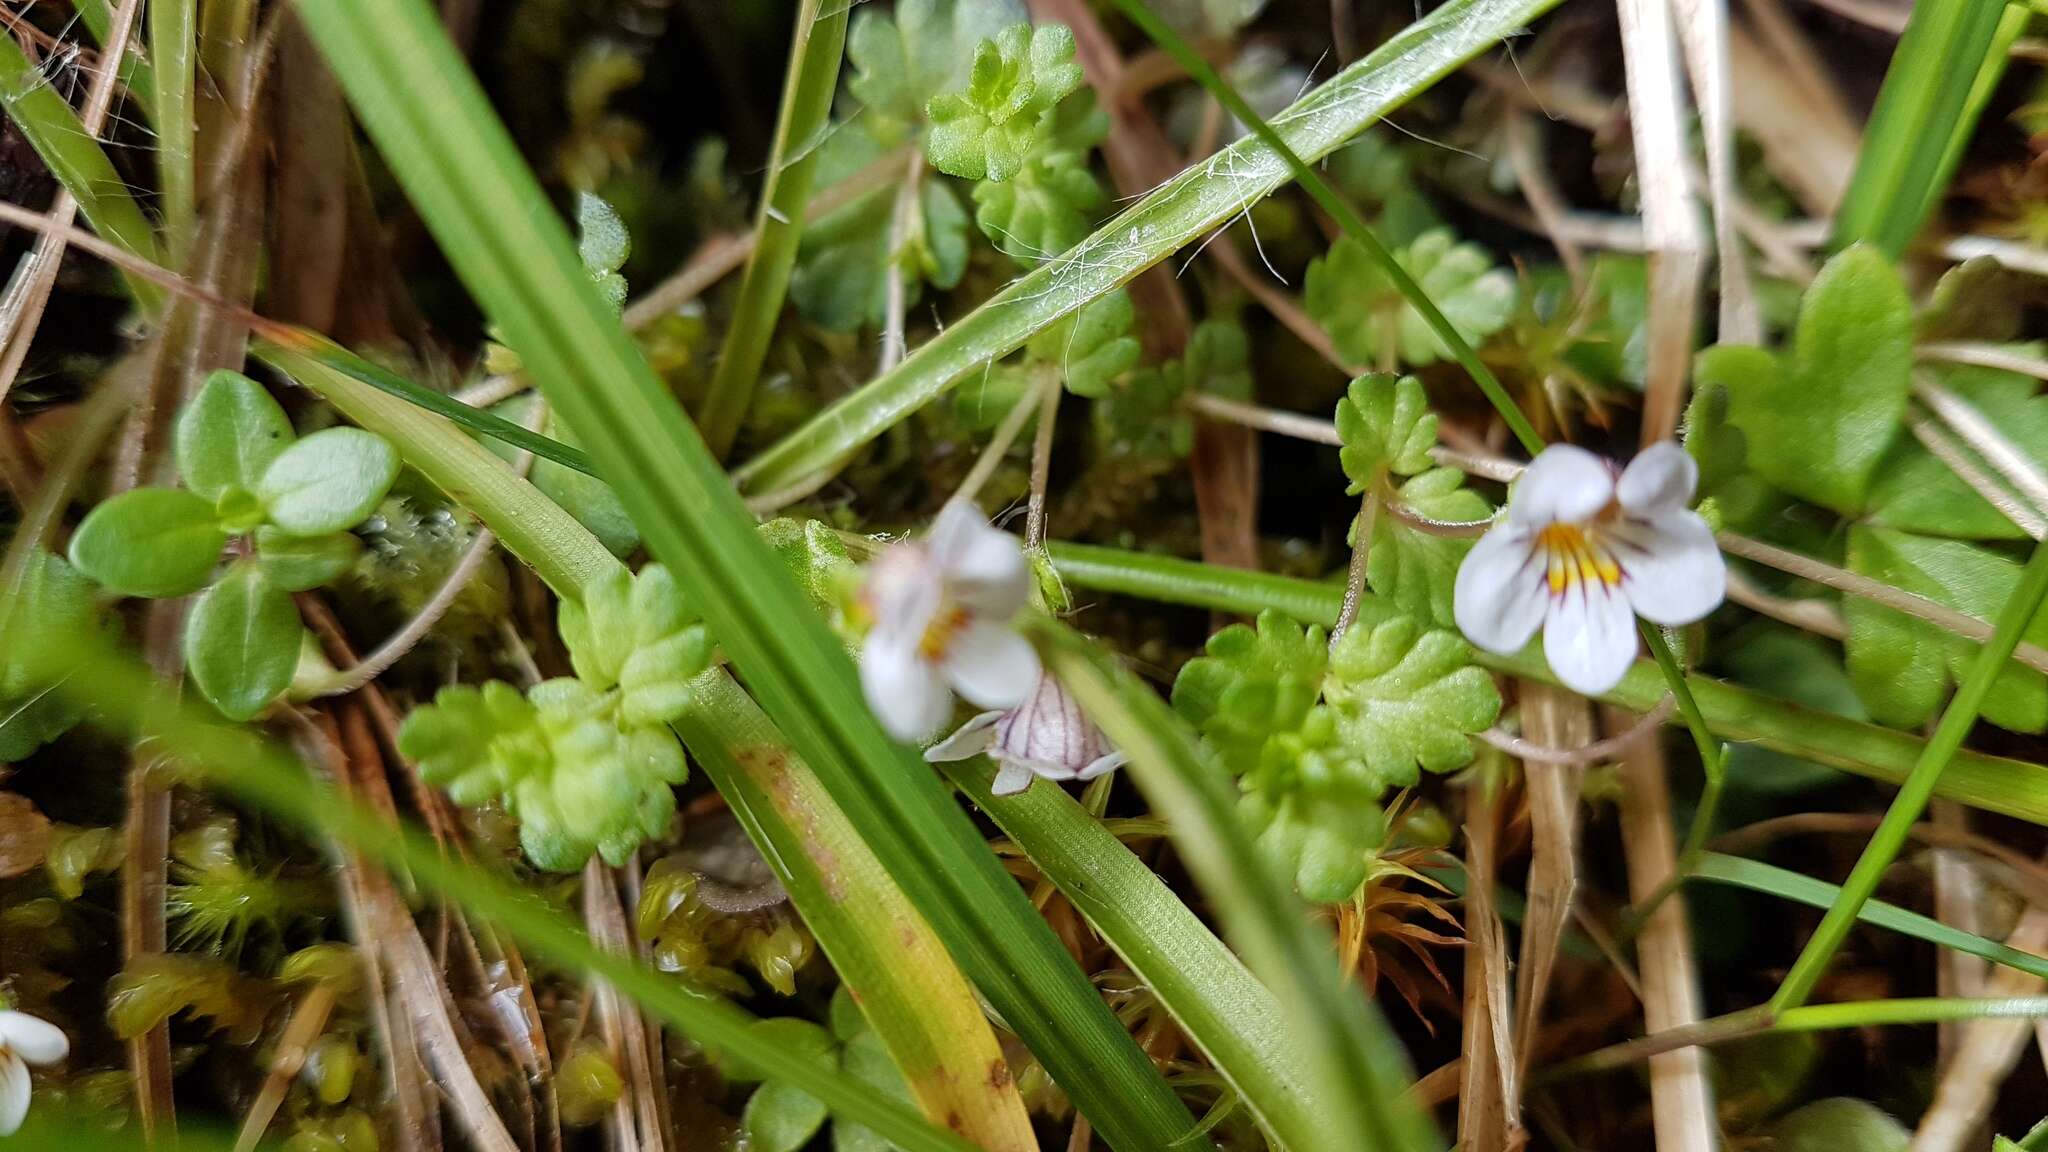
[925,669,1125,795]
[1453,442,1724,695]
[0,1010,67,1136]
[860,501,1041,741]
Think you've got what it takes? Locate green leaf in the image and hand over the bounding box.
[925,24,1084,181]
[185,563,301,722]
[1095,359,1193,459]
[1305,229,1513,368]
[258,427,401,536]
[1754,1099,1908,1152]
[1322,599,1500,788]
[846,0,1026,129]
[1025,288,1139,398]
[1867,363,2048,540]
[790,125,970,330]
[399,680,539,806]
[833,1027,916,1152]
[1367,467,1493,628]
[487,395,640,557]
[575,191,630,277]
[68,488,228,598]
[1336,373,1437,490]
[516,679,689,871]
[1694,245,1913,514]
[973,147,1105,264]
[174,371,296,503]
[1844,525,2048,732]
[745,1080,833,1152]
[1185,319,1252,401]
[557,564,713,727]
[254,528,362,592]
[1172,610,1328,779]
[759,519,860,642]
[1721,630,1860,795]
[0,552,102,759]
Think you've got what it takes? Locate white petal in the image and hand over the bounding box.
[0,1056,27,1137]
[1453,525,1549,655]
[1612,510,1726,626]
[923,712,1002,762]
[1077,751,1125,780]
[1508,444,1615,528]
[863,546,943,639]
[1543,579,1640,695]
[929,501,1031,619]
[1616,441,1698,516]
[943,621,1040,710]
[990,761,1037,795]
[861,634,954,741]
[0,1015,65,1066]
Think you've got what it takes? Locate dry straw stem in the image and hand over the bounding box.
[1614,707,1719,1152]
[1514,683,1592,1084]
[1670,0,1757,343]
[1910,904,2048,1152]
[1615,0,1705,445]
[1457,779,1520,1148]
[582,858,664,1152]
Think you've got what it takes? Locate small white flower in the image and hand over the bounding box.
[925,669,1125,795]
[1453,442,1724,695]
[0,1010,67,1136]
[860,501,1041,741]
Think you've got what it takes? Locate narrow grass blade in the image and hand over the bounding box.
[289,3,1203,1145]
[942,758,1321,1150]
[1045,541,2048,825]
[734,0,1563,495]
[0,29,162,303]
[1773,537,2048,1011]
[1831,0,2014,256]
[61,0,159,121]
[149,0,197,263]
[29,639,980,1152]
[278,350,1037,1151]
[1034,620,1436,1152]
[697,0,847,458]
[1693,853,2048,982]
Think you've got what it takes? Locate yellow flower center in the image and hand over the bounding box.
[919,605,971,660]
[1537,521,1622,595]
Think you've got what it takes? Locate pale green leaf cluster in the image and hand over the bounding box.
[575,191,631,314]
[1172,607,1497,900]
[1305,228,1513,367]
[1093,318,1247,459]
[1692,245,2048,732]
[398,563,710,871]
[926,24,1084,182]
[66,372,399,719]
[1334,374,1494,627]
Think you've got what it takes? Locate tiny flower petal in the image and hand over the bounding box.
[862,634,955,741]
[924,711,1002,763]
[1543,581,1639,695]
[1077,751,1126,780]
[929,501,1032,619]
[0,1056,27,1137]
[943,621,1041,710]
[990,761,1037,795]
[1453,525,1549,655]
[1508,444,1614,529]
[0,1014,66,1066]
[1615,441,1698,516]
[1612,510,1725,626]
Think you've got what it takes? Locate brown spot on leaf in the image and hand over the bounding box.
[988,1058,1013,1090]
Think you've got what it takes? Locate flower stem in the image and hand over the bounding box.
[1771,534,2048,1013]
[952,379,1046,512]
[1025,370,1063,548]
[1332,493,1378,638]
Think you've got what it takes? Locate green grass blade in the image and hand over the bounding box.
[1831,0,2014,256]
[942,758,1321,1149]
[31,638,980,1152]
[277,349,1037,1151]
[0,29,162,304]
[1773,536,2048,1010]
[733,0,1562,495]
[149,0,196,264]
[1034,620,1435,1152]
[697,0,847,459]
[1045,541,2048,825]
[61,0,159,121]
[1693,853,2048,981]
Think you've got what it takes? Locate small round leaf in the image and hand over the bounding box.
[254,527,361,592]
[186,563,300,721]
[68,488,228,598]
[258,428,400,536]
[742,1080,831,1152]
[175,371,296,502]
